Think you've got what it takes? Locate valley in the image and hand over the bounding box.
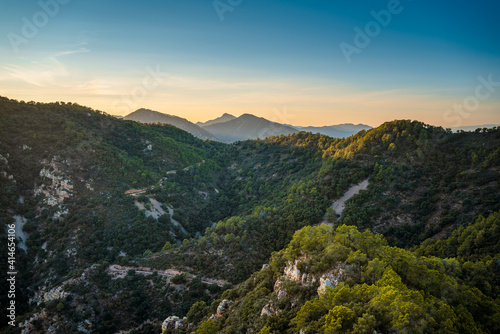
[0,97,498,333]
[1,0,499,332]
[122,108,373,143]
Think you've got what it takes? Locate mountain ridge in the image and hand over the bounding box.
[196,113,236,127]
[123,108,219,141]
[202,113,299,142]
[1,96,498,333]
[296,123,373,138]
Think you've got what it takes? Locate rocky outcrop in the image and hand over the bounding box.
[30,266,97,305]
[19,309,48,334]
[261,303,279,316]
[282,259,318,286]
[0,153,8,164]
[217,299,233,317]
[261,259,347,317]
[34,156,73,219]
[162,316,186,333]
[0,153,15,182]
[282,259,346,294]
[317,268,346,295]
[206,299,234,321]
[76,320,92,333]
[42,285,69,304]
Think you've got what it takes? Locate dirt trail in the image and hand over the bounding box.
[320,179,370,225]
[107,264,230,287]
[134,198,188,234]
[125,160,205,195]
[331,179,369,215]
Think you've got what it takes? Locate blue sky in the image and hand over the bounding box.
[0,0,499,127]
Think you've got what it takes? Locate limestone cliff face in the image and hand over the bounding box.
[261,258,347,317]
[281,259,346,295]
[34,156,73,220]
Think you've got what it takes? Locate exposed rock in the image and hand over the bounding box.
[65,246,78,257]
[261,258,347,316]
[273,280,290,300]
[30,267,96,305]
[282,258,346,295]
[284,260,301,281]
[317,267,346,295]
[134,197,188,235]
[34,156,73,219]
[41,285,69,304]
[161,316,186,333]
[19,309,48,334]
[53,209,69,220]
[217,299,233,317]
[85,179,94,191]
[283,259,315,285]
[198,191,209,200]
[76,319,92,333]
[261,303,279,316]
[12,215,29,250]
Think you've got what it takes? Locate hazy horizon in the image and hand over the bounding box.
[119,107,500,129]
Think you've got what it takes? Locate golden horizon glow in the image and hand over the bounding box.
[0,52,498,128]
[2,75,499,128]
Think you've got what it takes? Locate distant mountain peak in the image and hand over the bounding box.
[124,109,219,141]
[197,113,237,127]
[202,113,298,143]
[296,123,372,138]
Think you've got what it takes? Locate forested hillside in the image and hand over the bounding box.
[0,97,233,332]
[148,120,499,285]
[0,97,498,333]
[190,215,499,333]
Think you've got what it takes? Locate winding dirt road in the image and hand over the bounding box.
[107,264,230,287]
[319,179,370,225]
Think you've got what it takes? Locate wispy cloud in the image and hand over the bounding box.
[3,57,68,87]
[55,47,90,57]
[2,46,90,87]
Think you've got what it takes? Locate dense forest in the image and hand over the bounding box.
[190,214,499,333]
[0,96,498,333]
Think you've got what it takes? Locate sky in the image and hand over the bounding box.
[0,0,499,127]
